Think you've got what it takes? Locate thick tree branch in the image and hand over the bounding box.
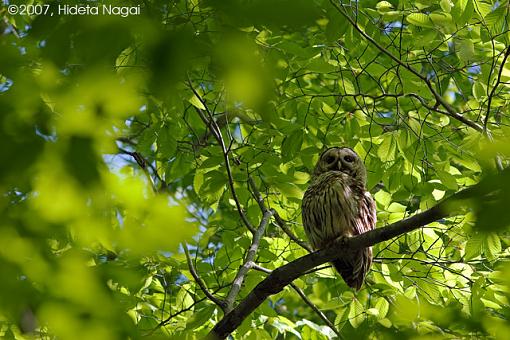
[209,183,480,338]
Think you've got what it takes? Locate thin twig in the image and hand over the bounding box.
[183,243,227,311]
[273,210,314,253]
[484,46,510,130]
[329,0,484,132]
[247,175,313,252]
[187,79,255,233]
[118,148,158,193]
[376,256,474,283]
[247,175,268,212]
[147,283,231,335]
[224,210,274,312]
[290,284,344,339]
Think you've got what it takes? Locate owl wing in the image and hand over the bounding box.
[354,191,377,236]
[335,190,376,289]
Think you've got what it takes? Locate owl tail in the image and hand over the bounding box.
[332,247,372,290]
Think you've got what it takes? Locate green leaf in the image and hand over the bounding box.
[186,305,216,330]
[387,202,406,213]
[137,127,157,156]
[257,301,278,317]
[437,170,458,190]
[465,234,483,260]
[274,182,303,199]
[472,81,487,100]
[457,39,475,63]
[452,0,475,25]
[348,298,365,328]
[374,190,392,208]
[378,318,392,328]
[325,11,349,42]
[406,13,434,28]
[404,286,417,299]
[430,12,454,28]
[189,94,206,110]
[378,133,396,162]
[376,1,393,12]
[270,317,302,338]
[297,319,334,338]
[474,0,493,18]
[281,130,303,161]
[193,169,204,195]
[440,0,453,12]
[484,5,506,27]
[375,298,389,319]
[340,78,356,95]
[322,102,336,114]
[483,233,501,261]
[307,59,335,73]
[158,126,178,158]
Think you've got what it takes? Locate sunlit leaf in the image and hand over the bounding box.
[406,13,434,28]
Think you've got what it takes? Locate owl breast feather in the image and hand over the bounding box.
[302,171,364,249]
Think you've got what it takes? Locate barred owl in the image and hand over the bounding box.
[302,147,376,290]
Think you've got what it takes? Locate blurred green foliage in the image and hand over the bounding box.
[1,0,510,338]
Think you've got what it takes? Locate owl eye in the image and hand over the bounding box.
[325,155,336,164]
[343,155,355,163]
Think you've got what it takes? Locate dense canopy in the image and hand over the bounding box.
[1,0,510,338]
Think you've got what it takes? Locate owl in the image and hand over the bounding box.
[302,147,376,290]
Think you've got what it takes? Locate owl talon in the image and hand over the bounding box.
[334,235,349,244]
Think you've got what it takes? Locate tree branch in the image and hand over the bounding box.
[187,79,255,233]
[224,210,274,312]
[273,210,313,253]
[184,243,227,311]
[118,148,164,193]
[484,45,510,130]
[290,283,343,339]
[247,175,313,252]
[208,183,480,338]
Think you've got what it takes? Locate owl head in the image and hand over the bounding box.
[313,147,367,185]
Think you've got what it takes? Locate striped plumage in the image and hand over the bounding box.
[302,147,376,290]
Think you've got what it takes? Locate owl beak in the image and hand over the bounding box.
[337,161,344,171]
